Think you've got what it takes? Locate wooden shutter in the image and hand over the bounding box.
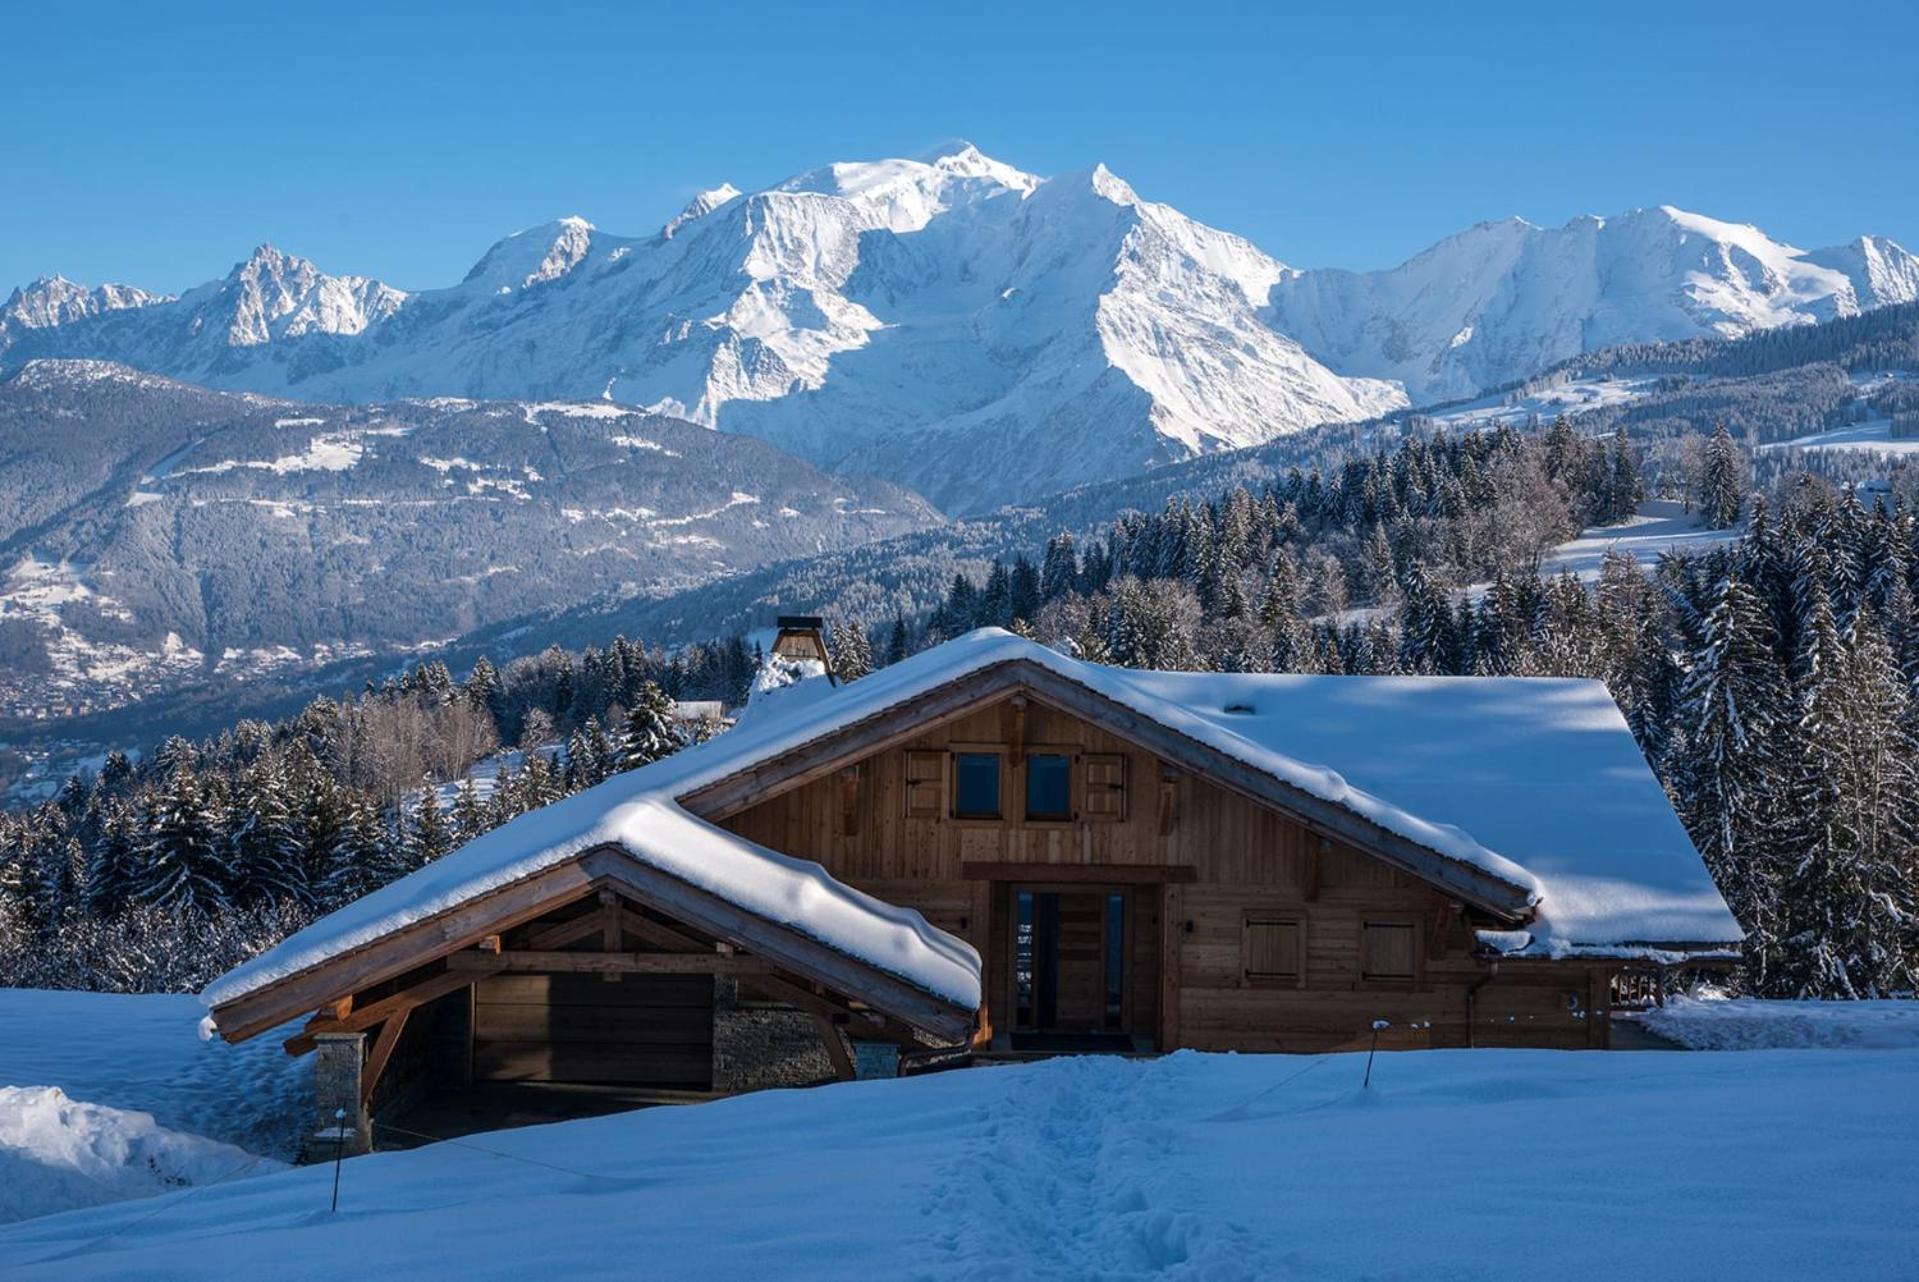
[904,751,945,819]
[1243,918,1302,982]
[1361,922,1416,980]
[1080,753,1127,822]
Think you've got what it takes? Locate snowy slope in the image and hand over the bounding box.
[0,144,1401,511]
[8,149,1913,509]
[4,1049,1916,1278]
[1269,207,1919,404]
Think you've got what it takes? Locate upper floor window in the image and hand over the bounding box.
[1025,753,1071,821]
[953,752,1001,819]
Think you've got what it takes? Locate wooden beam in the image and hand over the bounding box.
[815,1015,856,1081]
[1159,882,1183,1051]
[1157,765,1179,838]
[578,849,977,1043]
[598,889,622,983]
[960,861,1196,885]
[522,909,609,952]
[285,963,492,1056]
[218,858,596,1043]
[447,949,772,975]
[360,1008,410,1109]
[1006,695,1027,767]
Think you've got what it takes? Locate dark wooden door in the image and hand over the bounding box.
[471,972,714,1088]
[1051,893,1107,1031]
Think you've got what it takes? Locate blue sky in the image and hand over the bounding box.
[5,0,1914,293]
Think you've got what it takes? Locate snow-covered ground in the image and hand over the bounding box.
[0,989,309,1224]
[1424,373,1664,431]
[1759,419,1919,457]
[3,1047,1916,1278]
[1636,995,1919,1050]
[1540,498,1742,581]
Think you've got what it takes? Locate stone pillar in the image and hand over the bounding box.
[307,1031,371,1160]
[851,1040,900,1080]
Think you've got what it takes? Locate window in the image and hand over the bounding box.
[1244,917,1302,983]
[1361,922,1416,981]
[1025,754,1071,821]
[953,752,1001,819]
[1080,753,1127,821]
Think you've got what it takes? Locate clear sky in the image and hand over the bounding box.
[5,0,1914,294]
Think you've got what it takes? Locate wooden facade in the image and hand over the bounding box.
[719,690,1616,1052]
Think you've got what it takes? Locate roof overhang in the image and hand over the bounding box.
[208,844,978,1046]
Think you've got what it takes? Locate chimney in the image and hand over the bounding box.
[772,614,835,681]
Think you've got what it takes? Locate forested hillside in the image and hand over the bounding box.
[7,405,1914,999]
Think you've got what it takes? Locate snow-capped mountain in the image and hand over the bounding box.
[4,147,1915,508]
[0,144,1399,510]
[1267,207,1919,404]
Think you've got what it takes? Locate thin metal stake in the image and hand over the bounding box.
[330,1107,347,1213]
[1363,1019,1388,1089]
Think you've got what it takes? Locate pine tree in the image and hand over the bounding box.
[1696,424,1746,530]
[86,804,141,916]
[1774,607,1917,997]
[885,615,910,666]
[1675,573,1790,981]
[406,787,455,869]
[829,620,873,683]
[225,758,304,905]
[1606,425,1643,524]
[324,793,404,904]
[619,681,680,771]
[135,767,230,913]
[448,776,489,845]
[1040,532,1079,601]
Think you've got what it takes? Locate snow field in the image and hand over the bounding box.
[1,1047,1914,1278]
[1636,995,1919,1050]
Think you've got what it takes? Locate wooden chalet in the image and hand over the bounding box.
[201,626,1741,1152]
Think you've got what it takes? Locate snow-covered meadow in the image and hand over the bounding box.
[3,1033,1917,1279]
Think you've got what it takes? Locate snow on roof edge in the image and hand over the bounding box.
[204,629,1739,1017]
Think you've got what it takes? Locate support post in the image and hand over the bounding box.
[308,1031,372,1160]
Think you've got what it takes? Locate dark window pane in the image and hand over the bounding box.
[954,752,1000,818]
[1026,754,1071,820]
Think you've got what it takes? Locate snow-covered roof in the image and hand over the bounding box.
[206,630,1738,1016]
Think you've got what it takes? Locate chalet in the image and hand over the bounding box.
[200,627,1742,1154]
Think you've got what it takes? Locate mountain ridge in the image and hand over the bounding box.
[3,145,1915,510]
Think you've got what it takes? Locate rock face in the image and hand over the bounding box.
[5,146,1915,509]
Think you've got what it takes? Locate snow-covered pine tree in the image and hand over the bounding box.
[1606,425,1643,524]
[135,767,230,913]
[1674,572,1789,980]
[324,792,404,904]
[85,803,141,917]
[450,776,490,845]
[1040,532,1079,602]
[1696,424,1746,530]
[225,758,305,906]
[830,620,873,683]
[406,787,455,869]
[619,681,681,771]
[1773,605,1917,997]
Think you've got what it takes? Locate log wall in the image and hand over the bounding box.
[721,693,1609,1052]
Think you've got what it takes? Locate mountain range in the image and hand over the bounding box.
[6,143,1913,512]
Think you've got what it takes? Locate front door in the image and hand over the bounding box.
[1015,887,1127,1034]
